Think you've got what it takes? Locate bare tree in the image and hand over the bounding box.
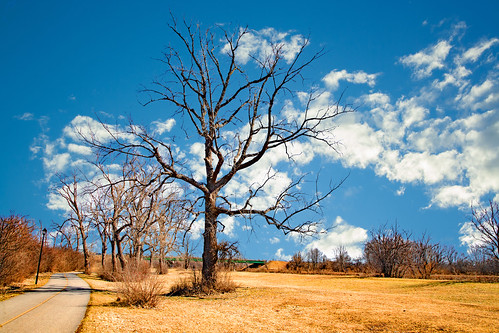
[333,245,351,272]
[55,174,91,274]
[93,161,135,271]
[364,224,412,278]
[410,233,444,279]
[470,200,499,261]
[306,248,324,271]
[181,235,194,270]
[125,165,159,261]
[87,187,110,271]
[287,252,306,272]
[145,191,188,274]
[217,241,241,270]
[81,20,351,289]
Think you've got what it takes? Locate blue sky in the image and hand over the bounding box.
[1,0,498,260]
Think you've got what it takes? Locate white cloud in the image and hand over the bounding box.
[363,92,391,106]
[400,40,452,79]
[304,216,368,259]
[46,192,72,212]
[269,237,280,244]
[327,120,383,168]
[43,153,70,174]
[152,118,176,135]
[431,185,476,208]
[396,186,405,196]
[326,28,499,210]
[16,112,34,121]
[386,151,462,185]
[459,79,498,110]
[459,38,499,63]
[274,248,292,261]
[67,143,93,156]
[223,28,306,66]
[189,218,204,240]
[323,69,378,91]
[459,221,486,249]
[219,216,238,238]
[397,97,429,128]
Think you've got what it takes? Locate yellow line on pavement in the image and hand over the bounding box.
[0,273,69,328]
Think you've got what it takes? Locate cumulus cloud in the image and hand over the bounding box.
[223,27,306,65]
[152,118,176,135]
[219,216,238,238]
[67,143,93,156]
[269,237,280,244]
[274,248,292,261]
[322,69,378,91]
[400,40,452,78]
[459,79,498,110]
[304,216,368,259]
[459,38,499,63]
[459,221,485,249]
[325,26,499,209]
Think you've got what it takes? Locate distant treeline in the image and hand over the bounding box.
[285,223,499,278]
[0,214,83,286]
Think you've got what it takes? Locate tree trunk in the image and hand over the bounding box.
[101,243,107,271]
[116,236,126,269]
[80,231,90,274]
[110,238,116,272]
[202,194,218,290]
[100,232,107,271]
[112,222,126,269]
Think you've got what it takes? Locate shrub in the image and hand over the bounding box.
[168,269,237,296]
[0,215,38,286]
[41,246,84,273]
[115,260,163,308]
[287,252,306,272]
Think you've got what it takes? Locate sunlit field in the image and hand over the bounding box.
[0,273,51,302]
[78,269,499,332]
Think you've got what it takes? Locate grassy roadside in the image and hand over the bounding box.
[79,269,499,332]
[0,273,52,302]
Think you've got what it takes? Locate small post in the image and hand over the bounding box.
[35,228,47,285]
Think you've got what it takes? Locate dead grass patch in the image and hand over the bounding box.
[79,270,499,332]
[168,269,237,296]
[0,272,52,301]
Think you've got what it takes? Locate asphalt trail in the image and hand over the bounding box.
[0,273,90,333]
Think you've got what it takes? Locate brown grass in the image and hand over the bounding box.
[78,269,499,332]
[0,272,52,301]
[168,269,238,296]
[114,261,163,308]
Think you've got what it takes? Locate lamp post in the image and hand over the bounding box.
[35,228,47,285]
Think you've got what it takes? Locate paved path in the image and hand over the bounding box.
[0,272,90,333]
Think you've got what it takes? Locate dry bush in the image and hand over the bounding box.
[41,246,84,272]
[0,215,38,286]
[115,260,163,308]
[98,268,116,282]
[287,252,306,273]
[168,269,237,296]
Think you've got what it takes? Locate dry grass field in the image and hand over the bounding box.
[0,273,51,302]
[78,269,499,332]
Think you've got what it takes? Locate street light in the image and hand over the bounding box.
[35,228,47,285]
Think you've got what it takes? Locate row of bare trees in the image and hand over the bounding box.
[0,214,83,286]
[364,200,499,277]
[52,158,189,275]
[287,199,499,278]
[364,225,448,278]
[365,224,499,277]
